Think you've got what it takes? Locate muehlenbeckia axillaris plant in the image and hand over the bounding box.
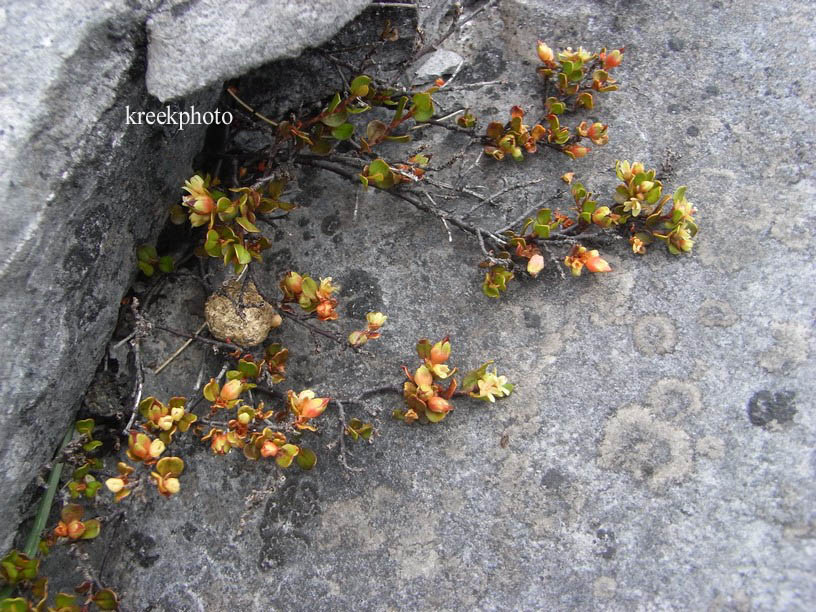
[279,272,340,321]
[395,337,513,424]
[138,396,197,445]
[483,43,623,162]
[348,311,388,348]
[174,172,292,274]
[288,390,331,432]
[478,160,695,295]
[51,504,100,542]
[136,244,174,277]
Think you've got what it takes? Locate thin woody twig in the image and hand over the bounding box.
[123,341,144,434]
[298,158,506,248]
[541,240,566,280]
[152,324,242,352]
[279,309,348,349]
[463,177,548,218]
[154,322,208,375]
[496,190,564,234]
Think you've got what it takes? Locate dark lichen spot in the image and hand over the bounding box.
[340,268,384,319]
[126,532,160,568]
[266,248,293,269]
[668,38,685,52]
[321,214,341,236]
[747,390,796,427]
[460,48,505,81]
[704,84,720,97]
[541,468,565,490]
[595,528,617,559]
[523,311,541,328]
[302,230,314,241]
[259,478,321,538]
[686,126,699,137]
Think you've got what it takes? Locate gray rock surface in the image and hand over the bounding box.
[0,0,218,552]
[146,0,373,101]
[21,0,816,610]
[414,48,464,79]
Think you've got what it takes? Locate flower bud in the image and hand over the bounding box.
[602,48,623,69]
[366,312,387,330]
[537,41,555,64]
[105,478,125,493]
[220,379,243,402]
[164,478,180,495]
[67,520,86,540]
[429,340,451,365]
[149,439,166,458]
[261,440,279,458]
[564,144,590,159]
[592,206,612,227]
[527,253,545,277]
[192,196,215,215]
[348,330,368,348]
[282,271,303,296]
[427,396,453,414]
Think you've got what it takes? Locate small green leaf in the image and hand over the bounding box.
[462,361,493,392]
[92,589,119,611]
[158,256,174,273]
[54,593,78,608]
[0,599,29,612]
[425,409,446,423]
[236,216,260,233]
[75,419,94,436]
[233,243,251,265]
[301,276,318,300]
[238,359,260,378]
[295,448,317,470]
[411,92,434,122]
[203,379,219,402]
[80,519,101,539]
[350,75,372,97]
[533,224,550,239]
[347,103,371,114]
[327,92,341,113]
[331,123,355,140]
[82,440,102,453]
[156,456,184,477]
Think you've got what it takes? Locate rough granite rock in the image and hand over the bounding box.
[16,0,816,610]
[145,0,373,101]
[0,0,219,552]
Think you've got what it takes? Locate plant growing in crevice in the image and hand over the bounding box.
[6,10,702,606]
